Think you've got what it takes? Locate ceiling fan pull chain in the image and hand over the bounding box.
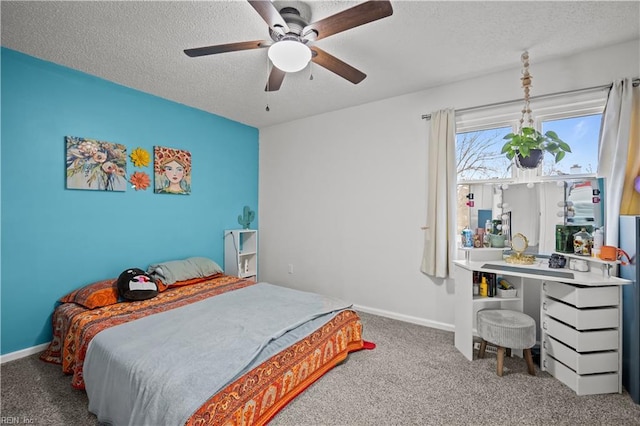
[265,54,271,112]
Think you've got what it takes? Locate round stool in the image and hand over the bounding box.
[476,309,536,377]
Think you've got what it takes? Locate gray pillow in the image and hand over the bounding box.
[147,257,223,285]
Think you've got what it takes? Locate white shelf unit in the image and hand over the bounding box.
[224,229,258,282]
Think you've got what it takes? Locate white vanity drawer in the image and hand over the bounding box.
[543,315,618,352]
[543,336,618,374]
[543,355,620,395]
[542,281,619,308]
[542,296,618,330]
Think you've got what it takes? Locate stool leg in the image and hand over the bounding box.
[524,348,536,376]
[496,347,505,376]
[506,348,512,357]
[478,339,487,359]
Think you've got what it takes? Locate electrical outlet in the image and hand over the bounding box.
[288,264,294,274]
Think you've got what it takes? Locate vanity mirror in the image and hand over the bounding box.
[458,177,605,254]
[505,233,536,264]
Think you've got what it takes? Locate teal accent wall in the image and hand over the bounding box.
[0,48,259,355]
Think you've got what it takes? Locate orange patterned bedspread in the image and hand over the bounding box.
[41,275,363,425]
[41,275,254,389]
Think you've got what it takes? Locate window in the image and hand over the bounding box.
[454,89,607,244]
[455,89,607,183]
[456,113,603,181]
[541,114,601,175]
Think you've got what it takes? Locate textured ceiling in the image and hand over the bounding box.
[2,1,639,128]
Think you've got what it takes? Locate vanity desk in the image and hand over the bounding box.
[453,251,631,395]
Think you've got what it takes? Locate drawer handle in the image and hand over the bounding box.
[543,321,547,330]
[543,282,546,292]
[543,359,547,368]
[542,301,547,311]
[543,340,547,350]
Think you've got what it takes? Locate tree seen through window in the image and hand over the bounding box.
[456,127,513,181]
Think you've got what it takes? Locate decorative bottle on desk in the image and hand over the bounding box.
[573,227,592,256]
[461,226,473,248]
[555,226,569,253]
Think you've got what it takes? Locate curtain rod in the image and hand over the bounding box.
[421,78,640,120]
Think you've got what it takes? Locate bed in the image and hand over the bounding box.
[41,269,365,425]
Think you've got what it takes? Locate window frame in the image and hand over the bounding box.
[455,89,608,184]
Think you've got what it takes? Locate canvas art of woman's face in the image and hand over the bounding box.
[154,147,191,195]
[163,160,185,184]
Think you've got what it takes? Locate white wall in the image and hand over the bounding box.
[258,39,639,331]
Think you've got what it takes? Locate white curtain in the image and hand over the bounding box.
[598,79,634,245]
[421,109,456,278]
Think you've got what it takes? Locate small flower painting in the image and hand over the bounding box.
[154,146,191,195]
[66,136,127,191]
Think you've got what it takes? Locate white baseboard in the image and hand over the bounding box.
[353,304,455,333]
[1,342,50,364]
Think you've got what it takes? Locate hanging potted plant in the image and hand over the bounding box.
[500,51,571,169]
[501,127,571,169]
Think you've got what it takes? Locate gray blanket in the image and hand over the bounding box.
[84,282,352,426]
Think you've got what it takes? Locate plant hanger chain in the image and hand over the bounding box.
[501,50,571,166]
[519,51,534,130]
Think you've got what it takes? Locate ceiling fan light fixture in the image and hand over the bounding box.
[268,40,311,73]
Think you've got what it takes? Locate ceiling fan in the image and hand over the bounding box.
[184,0,393,91]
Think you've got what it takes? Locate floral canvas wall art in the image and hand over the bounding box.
[66,136,127,191]
[154,146,191,195]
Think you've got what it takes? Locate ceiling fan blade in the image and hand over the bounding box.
[184,40,269,57]
[265,66,286,92]
[311,47,366,85]
[248,0,290,34]
[303,0,393,41]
